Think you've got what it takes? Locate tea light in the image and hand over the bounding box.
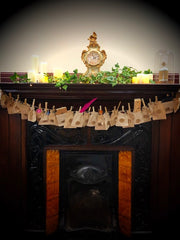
[41,75,49,83]
[142,76,150,84]
[132,77,139,84]
[137,74,144,84]
[35,73,43,83]
[53,68,63,78]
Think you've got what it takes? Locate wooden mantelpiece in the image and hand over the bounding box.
[0,83,180,238]
[0,82,179,99]
[0,82,179,110]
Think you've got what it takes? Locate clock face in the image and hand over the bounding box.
[86,51,101,66]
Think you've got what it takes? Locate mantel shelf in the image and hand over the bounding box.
[0,83,179,100]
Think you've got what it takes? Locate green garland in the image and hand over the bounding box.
[10,63,154,90]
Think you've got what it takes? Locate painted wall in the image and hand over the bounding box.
[0,0,179,74]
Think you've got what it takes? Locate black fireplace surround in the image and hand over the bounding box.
[26,120,152,236]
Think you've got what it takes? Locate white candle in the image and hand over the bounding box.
[35,73,43,83]
[32,55,39,74]
[40,62,47,74]
[28,70,36,83]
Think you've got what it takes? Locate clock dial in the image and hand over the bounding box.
[87,51,101,66]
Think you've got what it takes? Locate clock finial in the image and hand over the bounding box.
[88,32,100,49]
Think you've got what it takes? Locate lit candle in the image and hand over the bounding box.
[40,62,47,74]
[53,68,63,78]
[137,74,144,84]
[132,77,139,84]
[142,76,150,84]
[35,73,43,83]
[28,71,36,83]
[41,75,49,83]
[32,55,39,74]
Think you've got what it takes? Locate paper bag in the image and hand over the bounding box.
[149,97,166,120]
[95,114,107,130]
[115,106,129,128]
[71,110,84,128]
[28,99,36,122]
[0,92,9,108]
[36,103,43,122]
[162,101,174,114]
[110,107,118,126]
[20,99,31,120]
[87,107,98,127]
[64,109,76,128]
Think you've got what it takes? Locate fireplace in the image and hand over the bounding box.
[0,83,179,238]
[26,121,151,237]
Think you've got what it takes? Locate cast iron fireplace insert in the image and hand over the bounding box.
[26,122,152,236]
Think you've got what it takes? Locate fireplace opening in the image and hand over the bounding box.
[61,151,118,232]
[45,148,133,236]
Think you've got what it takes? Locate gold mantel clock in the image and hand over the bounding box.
[81,32,107,76]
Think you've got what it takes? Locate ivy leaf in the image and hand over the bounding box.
[62,84,68,91]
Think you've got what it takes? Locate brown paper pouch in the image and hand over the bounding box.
[133,111,144,125]
[71,111,84,128]
[115,111,129,127]
[141,106,151,123]
[87,111,98,127]
[162,101,174,114]
[56,112,67,127]
[28,108,36,122]
[151,101,166,120]
[39,111,49,125]
[95,114,107,130]
[64,111,76,128]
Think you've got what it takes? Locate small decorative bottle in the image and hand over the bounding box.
[159,62,168,83]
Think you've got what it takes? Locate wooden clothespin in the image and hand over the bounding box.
[141,98,146,108]
[117,101,121,111]
[32,99,35,108]
[121,105,125,113]
[52,105,56,113]
[24,98,27,105]
[99,105,103,115]
[128,103,131,112]
[16,94,20,101]
[45,102,48,111]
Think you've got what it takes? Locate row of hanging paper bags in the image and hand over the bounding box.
[0,91,179,130]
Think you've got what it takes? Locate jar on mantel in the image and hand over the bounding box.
[159,62,168,83]
[154,49,174,83]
